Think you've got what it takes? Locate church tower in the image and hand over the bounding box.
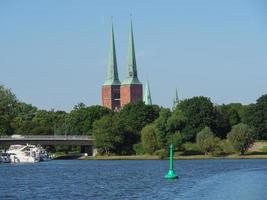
[102,23,121,110]
[120,20,143,107]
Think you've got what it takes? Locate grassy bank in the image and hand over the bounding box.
[53,141,267,160]
[81,153,267,160]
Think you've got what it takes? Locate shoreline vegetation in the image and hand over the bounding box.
[55,153,267,160]
[1,85,267,159]
[53,141,267,160]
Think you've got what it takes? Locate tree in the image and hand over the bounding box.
[31,110,55,135]
[177,96,230,141]
[141,124,158,154]
[167,131,184,151]
[118,101,160,138]
[68,103,112,135]
[196,127,219,155]
[92,114,124,155]
[0,85,18,135]
[220,104,241,126]
[227,123,254,155]
[167,108,186,133]
[243,94,267,139]
[10,102,38,135]
[154,108,172,149]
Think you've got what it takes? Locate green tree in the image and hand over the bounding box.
[154,108,172,149]
[220,104,241,126]
[243,94,267,139]
[196,127,219,155]
[31,110,55,135]
[167,108,186,133]
[141,124,158,154]
[227,123,254,155]
[118,101,160,139]
[177,96,230,141]
[167,131,184,151]
[0,85,18,135]
[92,114,124,155]
[10,102,38,135]
[68,103,112,135]
[93,113,135,155]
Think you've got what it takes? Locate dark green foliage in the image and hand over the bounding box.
[0,85,18,135]
[1,82,266,156]
[68,103,112,135]
[167,109,186,133]
[220,104,241,126]
[141,124,158,154]
[227,123,254,155]
[118,101,160,138]
[243,95,267,139]
[177,96,230,141]
[133,143,144,155]
[92,114,124,155]
[154,108,172,149]
[11,102,38,135]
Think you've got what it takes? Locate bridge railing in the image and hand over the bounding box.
[0,135,92,140]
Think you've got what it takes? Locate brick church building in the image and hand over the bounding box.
[102,21,143,110]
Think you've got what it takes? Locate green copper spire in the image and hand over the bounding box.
[173,88,179,110]
[103,22,121,86]
[144,80,152,105]
[122,19,141,85]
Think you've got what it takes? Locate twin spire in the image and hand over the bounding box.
[104,19,141,86]
[103,22,120,85]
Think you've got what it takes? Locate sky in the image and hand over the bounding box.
[0,0,267,111]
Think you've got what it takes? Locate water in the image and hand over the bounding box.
[1,159,267,200]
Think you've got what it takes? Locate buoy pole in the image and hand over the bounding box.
[165,144,178,179]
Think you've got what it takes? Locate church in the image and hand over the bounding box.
[101,21,151,110]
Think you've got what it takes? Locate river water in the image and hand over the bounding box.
[0,159,267,200]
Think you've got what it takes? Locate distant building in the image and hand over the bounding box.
[102,20,143,110]
[173,88,180,110]
[144,80,152,105]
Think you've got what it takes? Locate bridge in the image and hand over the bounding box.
[0,135,93,155]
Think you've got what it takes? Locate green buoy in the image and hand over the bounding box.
[165,144,178,179]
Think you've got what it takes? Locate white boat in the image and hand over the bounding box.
[7,144,41,163]
[36,144,50,161]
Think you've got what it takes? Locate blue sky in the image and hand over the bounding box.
[0,0,266,111]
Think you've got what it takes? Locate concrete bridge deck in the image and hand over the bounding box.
[0,135,93,154]
[0,135,93,145]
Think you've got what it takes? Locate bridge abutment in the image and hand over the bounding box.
[80,145,92,156]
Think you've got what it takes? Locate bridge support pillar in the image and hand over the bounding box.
[80,145,92,156]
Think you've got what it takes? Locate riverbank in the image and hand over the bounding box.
[78,153,267,160]
[54,141,267,160]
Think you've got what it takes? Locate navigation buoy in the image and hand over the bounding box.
[165,144,178,179]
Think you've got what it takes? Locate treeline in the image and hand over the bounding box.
[0,85,112,136]
[0,85,266,156]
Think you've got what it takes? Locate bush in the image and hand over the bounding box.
[133,143,144,155]
[227,123,254,155]
[196,127,219,155]
[182,142,201,155]
[155,149,168,159]
[141,124,158,154]
[219,139,235,154]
